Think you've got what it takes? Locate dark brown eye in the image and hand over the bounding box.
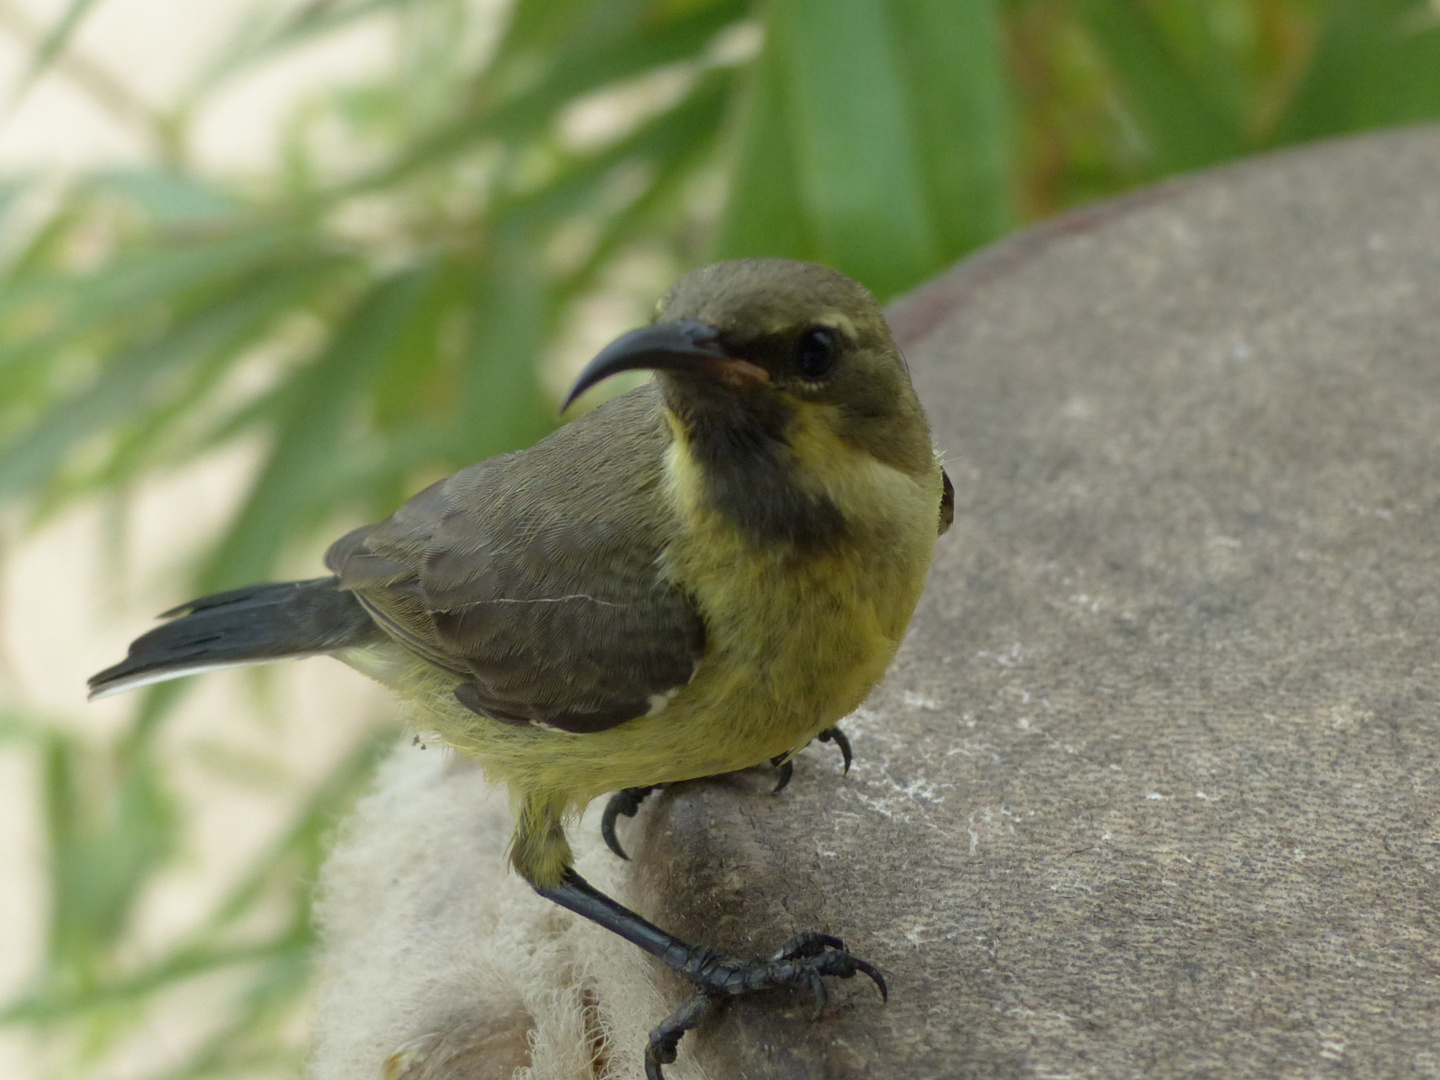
[795,325,838,381]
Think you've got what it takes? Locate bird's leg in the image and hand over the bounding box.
[531,867,887,1080]
[601,785,662,860]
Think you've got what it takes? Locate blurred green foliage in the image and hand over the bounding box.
[5,0,1440,1075]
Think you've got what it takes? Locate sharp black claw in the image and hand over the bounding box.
[771,758,794,793]
[852,956,888,1001]
[818,726,853,774]
[600,805,628,861]
[601,786,658,860]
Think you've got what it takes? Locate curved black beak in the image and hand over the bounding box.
[562,318,768,411]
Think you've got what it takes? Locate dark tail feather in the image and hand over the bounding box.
[88,577,380,700]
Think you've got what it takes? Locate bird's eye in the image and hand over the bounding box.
[795,325,838,381]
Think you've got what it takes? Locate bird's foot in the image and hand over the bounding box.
[604,727,855,857]
[769,756,795,793]
[681,930,887,1008]
[645,932,887,1079]
[601,785,661,860]
[536,870,887,1080]
[817,725,853,773]
[769,724,853,793]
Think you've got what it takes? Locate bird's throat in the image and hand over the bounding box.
[661,398,848,553]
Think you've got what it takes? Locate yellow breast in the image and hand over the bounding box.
[656,407,942,770]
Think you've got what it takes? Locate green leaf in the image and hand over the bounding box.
[0,223,306,375]
[567,98,719,288]
[195,731,392,939]
[42,740,177,981]
[186,0,413,101]
[87,312,299,496]
[2,729,392,1027]
[5,0,106,109]
[714,25,812,261]
[886,0,1014,258]
[200,263,439,590]
[497,0,698,61]
[0,259,333,503]
[0,710,54,746]
[757,0,941,296]
[1074,0,1244,174]
[94,169,243,228]
[1274,0,1440,143]
[338,1,744,199]
[0,176,32,238]
[0,183,88,287]
[495,67,730,226]
[1143,0,1254,132]
[454,227,554,464]
[0,939,298,1025]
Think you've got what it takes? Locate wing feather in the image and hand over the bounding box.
[326,385,705,733]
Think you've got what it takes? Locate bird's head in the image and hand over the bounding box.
[565,259,934,482]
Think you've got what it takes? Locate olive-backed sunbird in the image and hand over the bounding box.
[90,258,953,1077]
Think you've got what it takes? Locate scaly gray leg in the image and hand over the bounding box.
[532,868,886,1079]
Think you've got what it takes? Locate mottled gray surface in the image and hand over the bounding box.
[628,126,1440,1078]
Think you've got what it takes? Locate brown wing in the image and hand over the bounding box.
[327,385,705,733]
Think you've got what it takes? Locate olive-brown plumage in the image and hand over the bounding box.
[89,258,951,1078]
[324,385,706,734]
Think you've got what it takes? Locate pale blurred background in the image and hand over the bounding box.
[4,1,1440,1078]
[0,5,402,1078]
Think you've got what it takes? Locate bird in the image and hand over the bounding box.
[89,257,953,1077]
